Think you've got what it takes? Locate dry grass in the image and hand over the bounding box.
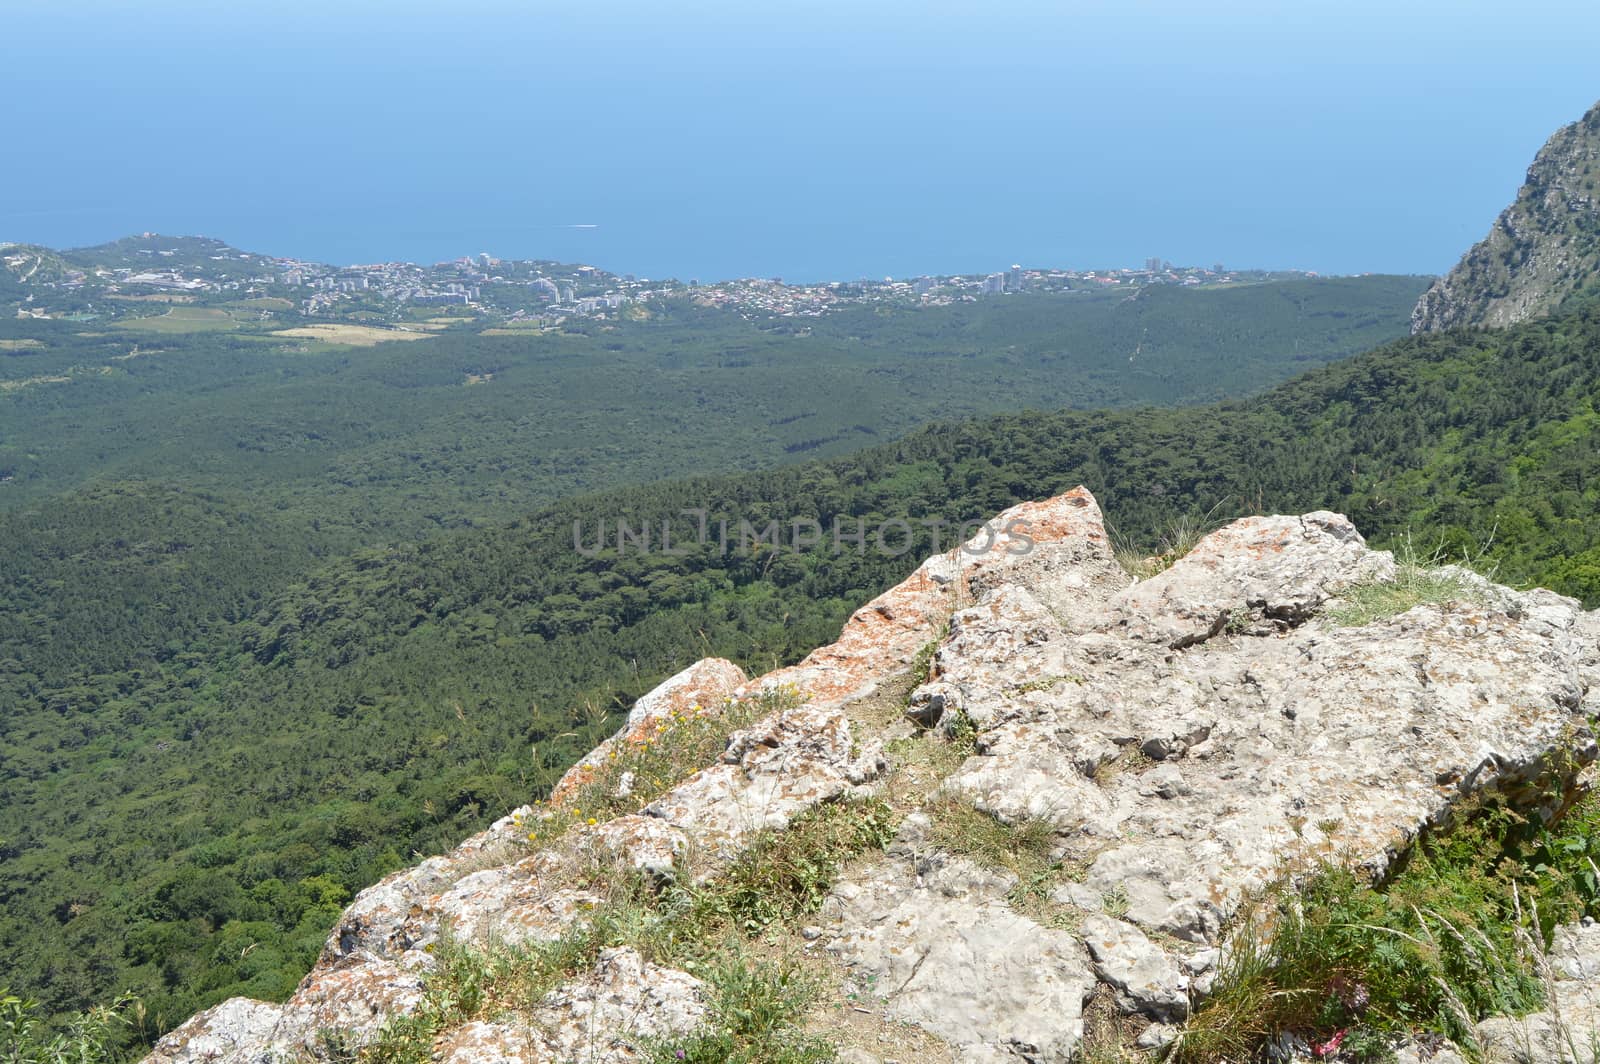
[1111,504,1231,580]
[271,324,433,347]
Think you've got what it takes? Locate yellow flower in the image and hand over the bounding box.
[527,832,538,841]
[587,817,597,826]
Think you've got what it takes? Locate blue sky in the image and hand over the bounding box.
[2,0,1597,280]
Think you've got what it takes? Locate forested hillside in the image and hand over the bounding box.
[5,296,1600,1048]
[1,275,1422,533]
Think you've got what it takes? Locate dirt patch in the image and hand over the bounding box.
[270,324,433,347]
[805,991,960,1063]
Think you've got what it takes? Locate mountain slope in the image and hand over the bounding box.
[1413,99,1600,332]
[145,489,1600,1064]
[8,300,1600,1046]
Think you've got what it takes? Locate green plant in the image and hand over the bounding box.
[918,795,1080,925]
[1008,673,1084,695]
[1,990,137,1064]
[922,796,1055,875]
[1174,785,1600,1064]
[1223,606,1253,636]
[906,628,947,690]
[664,797,896,943]
[644,957,835,1064]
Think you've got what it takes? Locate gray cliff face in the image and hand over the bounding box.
[1413,100,1600,333]
[146,489,1600,1064]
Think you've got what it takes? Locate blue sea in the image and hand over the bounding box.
[4,0,1598,282]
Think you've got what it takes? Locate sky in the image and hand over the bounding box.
[2,0,1598,282]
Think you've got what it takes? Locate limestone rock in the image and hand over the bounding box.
[533,947,707,1061]
[824,856,1096,1062]
[1079,913,1190,1021]
[144,999,296,1064]
[435,1021,547,1064]
[940,722,1114,830]
[1394,1041,1469,1064]
[644,701,887,864]
[1114,512,1393,647]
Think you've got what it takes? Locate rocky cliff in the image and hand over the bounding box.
[1413,100,1600,333]
[147,489,1600,1063]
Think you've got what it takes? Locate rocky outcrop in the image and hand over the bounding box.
[146,488,1600,1064]
[1413,100,1600,333]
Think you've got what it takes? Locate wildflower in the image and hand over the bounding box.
[587,817,597,825]
[1314,1030,1347,1059]
[527,832,538,841]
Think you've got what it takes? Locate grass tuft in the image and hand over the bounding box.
[644,957,835,1064]
[1326,533,1495,627]
[1111,504,1229,581]
[920,795,1082,925]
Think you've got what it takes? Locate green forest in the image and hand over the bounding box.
[0,275,1422,538]
[15,274,1600,1052]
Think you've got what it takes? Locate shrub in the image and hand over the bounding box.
[1,990,137,1064]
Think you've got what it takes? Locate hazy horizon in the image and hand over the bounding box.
[4,0,1598,283]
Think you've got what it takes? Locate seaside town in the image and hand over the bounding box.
[5,234,1322,329]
